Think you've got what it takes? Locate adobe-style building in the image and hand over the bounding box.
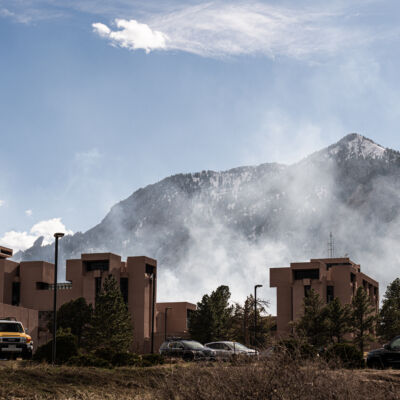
[270,257,379,337]
[0,245,195,352]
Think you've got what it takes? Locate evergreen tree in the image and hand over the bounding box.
[84,276,133,354]
[189,285,233,343]
[378,278,400,341]
[296,289,328,347]
[325,298,351,344]
[50,297,93,346]
[230,295,271,347]
[350,287,376,354]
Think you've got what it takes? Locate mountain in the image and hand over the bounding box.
[16,134,400,303]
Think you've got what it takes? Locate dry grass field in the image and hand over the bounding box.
[0,358,399,400]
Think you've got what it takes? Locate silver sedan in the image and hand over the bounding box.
[204,341,258,359]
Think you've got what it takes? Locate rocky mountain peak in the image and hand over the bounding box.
[327,133,386,160]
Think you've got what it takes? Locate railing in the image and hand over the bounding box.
[48,283,73,290]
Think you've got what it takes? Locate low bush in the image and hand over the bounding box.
[278,337,318,359]
[33,332,78,364]
[140,354,164,367]
[111,352,141,367]
[67,353,112,368]
[324,343,365,369]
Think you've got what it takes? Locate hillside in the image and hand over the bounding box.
[16,134,400,303]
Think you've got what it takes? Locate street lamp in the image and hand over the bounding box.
[52,232,64,365]
[164,307,172,341]
[254,284,263,346]
[150,271,156,354]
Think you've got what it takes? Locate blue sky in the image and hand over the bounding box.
[1,0,400,251]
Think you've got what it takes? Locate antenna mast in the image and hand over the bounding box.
[328,232,335,258]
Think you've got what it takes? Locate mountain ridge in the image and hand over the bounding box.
[14,133,400,303]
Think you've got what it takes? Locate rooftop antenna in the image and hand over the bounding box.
[328,232,335,258]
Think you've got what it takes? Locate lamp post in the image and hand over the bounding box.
[254,284,262,346]
[164,307,172,341]
[52,232,64,365]
[150,271,156,354]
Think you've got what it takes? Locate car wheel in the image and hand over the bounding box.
[368,358,383,369]
[22,352,32,361]
[183,352,194,362]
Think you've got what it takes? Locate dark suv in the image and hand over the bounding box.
[159,339,216,361]
[367,336,400,369]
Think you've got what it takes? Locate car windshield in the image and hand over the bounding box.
[0,323,23,333]
[182,340,204,350]
[231,342,251,351]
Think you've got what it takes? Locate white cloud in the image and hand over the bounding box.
[25,209,33,216]
[0,200,4,207]
[0,231,37,253]
[92,2,376,59]
[92,19,167,53]
[0,218,73,252]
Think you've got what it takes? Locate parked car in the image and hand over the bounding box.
[0,319,33,360]
[205,341,259,359]
[367,336,400,369]
[159,339,216,361]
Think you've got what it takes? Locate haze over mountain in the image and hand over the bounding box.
[15,134,400,309]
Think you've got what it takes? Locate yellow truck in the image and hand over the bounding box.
[0,318,33,360]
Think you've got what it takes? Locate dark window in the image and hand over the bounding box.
[304,285,311,297]
[327,286,334,303]
[36,282,50,290]
[120,278,128,304]
[85,260,109,272]
[95,277,102,299]
[146,264,155,275]
[187,309,194,329]
[0,323,23,333]
[350,273,356,283]
[11,282,20,306]
[363,280,368,290]
[293,269,319,280]
[0,249,12,257]
[374,287,378,296]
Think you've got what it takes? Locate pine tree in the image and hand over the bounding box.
[84,276,133,354]
[189,285,233,343]
[350,287,376,354]
[230,295,271,347]
[325,298,351,344]
[50,297,93,346]
[296,289,328,347]
[378,278,400,341]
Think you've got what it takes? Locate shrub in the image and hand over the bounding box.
[111,352,141,367]
[324,343,365,369]
[278,338,318,360]
[67,353,112,368]
[33,331,78,364]
[140,353,164,367]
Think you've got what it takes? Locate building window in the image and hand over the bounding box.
[293,269,319,280]
[350,273,356,295]
[304,285,311,297]
[85,260,109,272]
[120,278,128,304]
[36,282,50,290]
[187,309,194,330]
[327,286,334,303]
[95,277,102,300]
[145,264,155,275]
[11,282,20,306]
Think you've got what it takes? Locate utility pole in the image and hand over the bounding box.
[52,232,64,365]
[254,284,262,346]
